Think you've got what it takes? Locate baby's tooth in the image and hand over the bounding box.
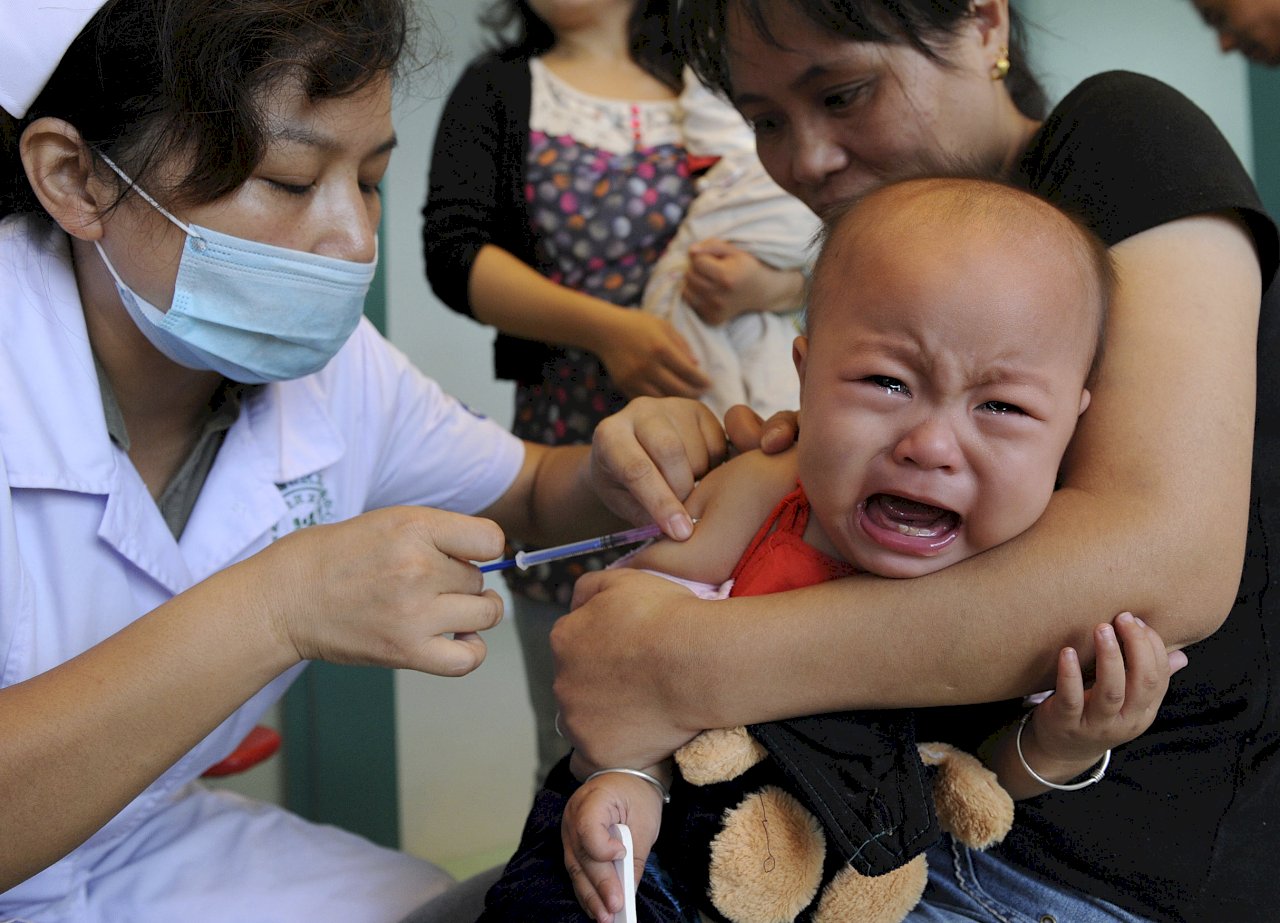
[895,522,940,537]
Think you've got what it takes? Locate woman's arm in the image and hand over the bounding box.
[422,56,513,321]
[0,506,507,890]
[0,383,734,886]
[469,245,711,399]
[553,213,1261,769]
[422,59,710,399]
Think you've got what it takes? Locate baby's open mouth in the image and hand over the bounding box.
[864,493,960,539]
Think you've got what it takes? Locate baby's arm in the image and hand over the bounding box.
[982,612,1188,800]
[562,758,670,923]
[626,446,799,584]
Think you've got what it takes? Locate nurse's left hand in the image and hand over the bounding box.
[590,396,727,540]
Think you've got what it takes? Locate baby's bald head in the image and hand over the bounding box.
[806,177,1113,385]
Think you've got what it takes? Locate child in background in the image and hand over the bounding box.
[482,177,1184,923]
[641,71,821,419]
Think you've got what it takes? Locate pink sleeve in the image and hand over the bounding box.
[633,568,734,600]
[608,547,734,600]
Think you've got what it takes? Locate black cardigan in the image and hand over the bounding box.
[422,51,553,384]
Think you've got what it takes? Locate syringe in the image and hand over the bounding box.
[478,522,665,573]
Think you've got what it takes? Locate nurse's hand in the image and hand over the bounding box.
[259,506,506,676]
[590,396,727,540]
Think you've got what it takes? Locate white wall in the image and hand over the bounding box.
[384,0,1255,876]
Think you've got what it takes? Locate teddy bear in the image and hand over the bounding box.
[671,721,1015,923]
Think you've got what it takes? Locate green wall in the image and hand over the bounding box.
[283,663,399,848]
[281,228,401,849]
[1251,64,1280,218]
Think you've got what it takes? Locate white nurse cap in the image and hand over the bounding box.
[0,1,111,119]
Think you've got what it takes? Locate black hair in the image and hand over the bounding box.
[480,0,684,91]
[1,0,417,220]
[677,0,1047,119]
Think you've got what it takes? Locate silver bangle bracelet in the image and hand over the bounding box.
[1015,711,1111,792]
[583,767,671,804]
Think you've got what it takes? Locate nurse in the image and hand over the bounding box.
[0,1,721,921]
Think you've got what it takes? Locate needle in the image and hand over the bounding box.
[478,522,667,573]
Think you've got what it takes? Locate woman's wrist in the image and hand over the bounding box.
[576,299,631,357]
[231,538,314,675]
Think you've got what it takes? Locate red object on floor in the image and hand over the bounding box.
[201,725,282,777]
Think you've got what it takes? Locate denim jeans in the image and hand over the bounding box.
[905,837,1154,923]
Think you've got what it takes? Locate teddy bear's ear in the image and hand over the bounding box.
[918,742,1014,850]
[675,726,769,785]
[811,854,928,923]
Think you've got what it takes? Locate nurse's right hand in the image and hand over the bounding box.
[252,505,506,677]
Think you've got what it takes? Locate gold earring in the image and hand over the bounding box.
[991,46,1011,81]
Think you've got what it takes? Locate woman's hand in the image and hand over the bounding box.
[595,310,711,399]
[256,506,506,676]
[468,246,708,398]
[590,396,727,539]
[553,569,708,770]
[683,239,805,325]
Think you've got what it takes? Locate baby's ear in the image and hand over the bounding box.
[19,118,109,241]
[1078,388,1092,417]
[792,334,810,404]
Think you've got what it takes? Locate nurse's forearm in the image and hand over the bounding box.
[0,566,297,890]
[488,443,626,549]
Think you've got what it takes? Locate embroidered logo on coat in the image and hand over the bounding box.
[271,473,334,539]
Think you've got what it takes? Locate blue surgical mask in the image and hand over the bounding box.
[92,153,377,384]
